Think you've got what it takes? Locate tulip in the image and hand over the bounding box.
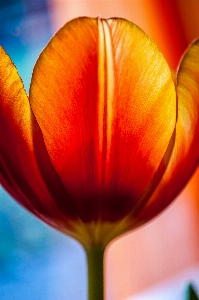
[0,17,199,300]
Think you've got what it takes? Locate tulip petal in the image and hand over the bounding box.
[103,18,176,220]
[0,47,78,228]
[0,47,40,211]
[30,17,176,222]
[133,39,199,226]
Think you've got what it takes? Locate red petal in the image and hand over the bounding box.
[30,17,176,222]
[133,39,199,226]
[0,47,78,228]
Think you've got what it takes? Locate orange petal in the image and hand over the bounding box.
[103,18,176,219]
[0,47,77,226]
[30,17,176,221]
[134,39,199,226]
[0,47,38,211]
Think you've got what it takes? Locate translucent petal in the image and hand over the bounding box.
[134,39,199,226]
[30,17,176,221]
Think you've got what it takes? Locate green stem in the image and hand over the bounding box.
[86,246,105,300]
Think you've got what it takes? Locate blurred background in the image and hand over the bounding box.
[0,1,199,299]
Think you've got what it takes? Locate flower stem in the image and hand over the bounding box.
[86,246,105,300]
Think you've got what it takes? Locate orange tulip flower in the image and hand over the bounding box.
[0,17,199,299]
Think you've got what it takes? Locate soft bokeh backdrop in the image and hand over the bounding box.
[1,1,199,299]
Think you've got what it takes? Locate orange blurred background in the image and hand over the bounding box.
[48,1,199,299]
